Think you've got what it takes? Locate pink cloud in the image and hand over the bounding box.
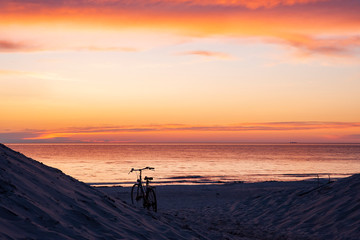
[78,46,138,52]
[179,50,233,59]
[281,35,360,58]
[0,40,38,52]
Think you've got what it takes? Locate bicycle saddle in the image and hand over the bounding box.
[144,176,153,181]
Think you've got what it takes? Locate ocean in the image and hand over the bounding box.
[6,143,360,186]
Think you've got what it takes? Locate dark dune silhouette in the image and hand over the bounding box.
[0,144,196,239]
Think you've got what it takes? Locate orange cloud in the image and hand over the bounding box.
[144,0,329,9]
[0,0,329,9]
[1,0,359,56]
[1,0,358,33]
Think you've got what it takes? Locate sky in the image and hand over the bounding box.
[1,0,360,143]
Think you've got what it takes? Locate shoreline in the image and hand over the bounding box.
[88,173,344,187]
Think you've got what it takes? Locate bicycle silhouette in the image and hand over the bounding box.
[129,167,157,212]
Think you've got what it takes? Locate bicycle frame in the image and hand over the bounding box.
[134,170,146,203]
[130,167,157,211]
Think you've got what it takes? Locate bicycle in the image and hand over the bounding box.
[129,167,157,212]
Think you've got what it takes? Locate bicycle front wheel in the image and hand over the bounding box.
[131,184,143,208]
[146,188,157,212]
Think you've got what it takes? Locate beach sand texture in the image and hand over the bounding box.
[1,143,359,239]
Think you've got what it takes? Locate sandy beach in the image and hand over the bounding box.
[100,178,360,240]
[1,143,359,239]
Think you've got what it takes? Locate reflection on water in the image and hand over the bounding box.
[6,143,360,186]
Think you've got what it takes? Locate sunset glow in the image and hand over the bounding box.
[1,0,360,143]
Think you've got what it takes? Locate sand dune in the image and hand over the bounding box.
[0,144,197,239]
[224,175,360,239]
[150,176,360,240]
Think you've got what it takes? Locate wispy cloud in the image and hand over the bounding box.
[145,0,329,9]
[0,40,40,52]
[0,131,74,143]
[0,69,72,82]
[178,50,234,60]
[280,35,360,58]
[1,0,330,9]
[346,134,360,139]
[8,121,360,141]
[0,38,139,53]
[0,69,23,75]
[76,46,138,52]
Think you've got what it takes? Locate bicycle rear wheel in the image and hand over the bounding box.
[131,184,143,208]
[146,188,157,212]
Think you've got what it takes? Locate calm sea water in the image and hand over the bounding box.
[6,143,360,186]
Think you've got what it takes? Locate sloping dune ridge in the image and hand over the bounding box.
[147,174,360,240]
[0,144,196,239]
[181,174,360,240]
[227,173,360,239]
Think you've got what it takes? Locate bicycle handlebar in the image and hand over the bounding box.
[129,166,155,174]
